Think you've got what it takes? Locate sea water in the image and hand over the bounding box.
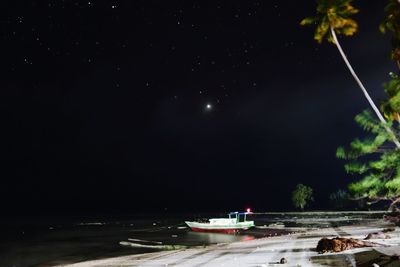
[0,211,385,267]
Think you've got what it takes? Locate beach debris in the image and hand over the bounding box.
[268,223,285,228]
[120,241,187,250]
[268,258,288,265]
[364,227,395,240]
[316,237,378,253]
[372,264,380,267]
[77,222,105,226]
[391,255,400,260]
[128,238,162,245]
[364,232,391,240]
[382,227,395,233]
[383,212,400,226]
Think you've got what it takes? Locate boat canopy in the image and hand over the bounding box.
[228,212,252,216]
[228,211,253,222]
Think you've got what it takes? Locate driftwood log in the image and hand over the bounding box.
[316,237,377,253]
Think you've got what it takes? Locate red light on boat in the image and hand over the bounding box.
[246,208,251,213]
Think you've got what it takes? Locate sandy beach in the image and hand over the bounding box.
[55,220,400,267]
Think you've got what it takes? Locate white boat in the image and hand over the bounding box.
[185,212,255,234]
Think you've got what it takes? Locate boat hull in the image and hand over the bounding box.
[190,227,241,234]
[185,221,254,234]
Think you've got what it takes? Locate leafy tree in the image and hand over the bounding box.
[380,0,400,70]
[381,72,400,122]
[336,110,400,211]
[380,1,400,120]
[303,1,400,212]
[292,184,314,210]
[301,0,400,148]
[329,189,351,210]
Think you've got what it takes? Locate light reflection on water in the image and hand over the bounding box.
[0,211,386,267]
[185,231,255,244]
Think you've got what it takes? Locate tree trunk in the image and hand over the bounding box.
[330,27,400,149]
[389,197,400,212]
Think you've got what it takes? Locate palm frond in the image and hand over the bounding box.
[301,0,358,43]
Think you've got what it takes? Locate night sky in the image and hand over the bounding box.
[0,1,396,215]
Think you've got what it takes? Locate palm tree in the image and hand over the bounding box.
[301,0,400,148]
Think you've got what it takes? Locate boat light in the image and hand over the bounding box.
[246,208,251,213]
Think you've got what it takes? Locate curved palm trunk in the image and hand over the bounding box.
[389,197,400,212]
[330,27,400,149]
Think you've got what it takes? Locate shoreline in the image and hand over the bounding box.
[54,221,400,267]
[44,228,294,266]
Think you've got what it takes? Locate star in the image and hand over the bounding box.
[206,104,212,110]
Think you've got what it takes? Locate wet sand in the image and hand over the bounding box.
[55,220,400,267]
